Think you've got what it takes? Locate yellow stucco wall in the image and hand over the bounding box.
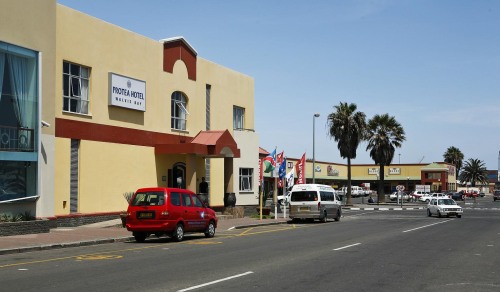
[210,159,225,206]
[197,59,255,132]
[78,141,159,213]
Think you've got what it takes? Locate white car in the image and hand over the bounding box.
[389,192,410,201]
[277,192,291,206]
[427,198,463,218]
[419,192,449,203]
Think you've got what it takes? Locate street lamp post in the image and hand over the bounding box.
[313,113,320,184]
[407,176,410,202]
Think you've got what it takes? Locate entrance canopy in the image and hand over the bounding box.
[155,130,240,158]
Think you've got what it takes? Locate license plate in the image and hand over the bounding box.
[137,212,154,219]
[299,207,309,212]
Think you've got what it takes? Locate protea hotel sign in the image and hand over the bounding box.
[109,73,146,111]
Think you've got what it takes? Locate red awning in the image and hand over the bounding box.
[155,130,240,158]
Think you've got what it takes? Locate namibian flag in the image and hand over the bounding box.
[263,149,276,173]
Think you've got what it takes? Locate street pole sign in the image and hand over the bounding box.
[396,185,405,206]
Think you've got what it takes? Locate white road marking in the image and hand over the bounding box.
[333,243,362,251]
[177,271,254,291]
[402,219,453,233]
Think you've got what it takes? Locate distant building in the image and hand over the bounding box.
[261,151,458,195]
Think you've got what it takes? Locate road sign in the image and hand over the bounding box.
[396,185,405,191]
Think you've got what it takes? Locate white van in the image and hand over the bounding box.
[289,184,342,222]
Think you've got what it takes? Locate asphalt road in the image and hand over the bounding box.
[1,199,500,291]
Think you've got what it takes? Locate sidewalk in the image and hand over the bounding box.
[0,216,289,256]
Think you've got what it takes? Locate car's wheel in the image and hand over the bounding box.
[204,221,216,238]
[427,209,432,217]
[456,214,462,218]
[334,210,341,222]
[321,211,327,223]
[291,218,300,223]
[133,232,147,243]
[426,199,430,203]
[173,223,184,242]
[437,210,442,218]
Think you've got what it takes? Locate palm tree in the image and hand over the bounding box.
[443,146,464,177]
[327,102,366,205]
[366,114,406,203]
[459,158,488,187]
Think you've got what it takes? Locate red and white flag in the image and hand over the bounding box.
[295,153,306,184]
[276,151,284,187]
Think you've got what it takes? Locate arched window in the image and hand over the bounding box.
[171,91,188,130]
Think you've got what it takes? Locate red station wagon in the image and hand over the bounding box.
[125,187,218,242]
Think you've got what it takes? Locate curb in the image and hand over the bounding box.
[0,236,134,256]
[343,206,425,211]
[230,220,289,230]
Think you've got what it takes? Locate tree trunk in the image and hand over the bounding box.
[378,164,385,203]
[346,157,352,205]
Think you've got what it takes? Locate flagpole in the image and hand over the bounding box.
[274,147,278,220]
[283,176,286,219]
[259,159,263,221]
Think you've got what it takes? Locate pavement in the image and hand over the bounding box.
[0,203,424,256]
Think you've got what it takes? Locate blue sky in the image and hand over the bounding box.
[57,0,500,169]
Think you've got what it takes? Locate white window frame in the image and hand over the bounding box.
[63,61,90,115]
[171,91,188,130]
[239,168,253,192]
[233,106,245,130]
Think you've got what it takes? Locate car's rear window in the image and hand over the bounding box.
[320,191,335,201]
[291,191,318,202]
[131,191,165,206]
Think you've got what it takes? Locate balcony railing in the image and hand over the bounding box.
[0,125,35,152]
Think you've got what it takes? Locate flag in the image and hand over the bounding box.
[273,151,284,178]
[263,149,276,173]
[277,156,286,188]
[295,153,306,184]
[286,169,295,189]
[279,157,287,179]
[258,158,263,186]
[277,151,284,165]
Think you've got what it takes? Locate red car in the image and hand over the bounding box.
[125,187,218,242]
[464,191,478,198]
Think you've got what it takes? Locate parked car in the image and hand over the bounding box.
[464,191,478,198]
[277,192,291,206]
[427,198,463,218]
[339,186,369,197]
[389,191,410,201]
[125,187,218,242]
[448,192,462,201]
[419,192,449,203]
[410,191,429,200]
[494,190,500,201]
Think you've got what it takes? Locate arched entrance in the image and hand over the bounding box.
[172,163,186,189]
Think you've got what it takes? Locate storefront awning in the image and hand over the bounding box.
[155,130,240,158]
